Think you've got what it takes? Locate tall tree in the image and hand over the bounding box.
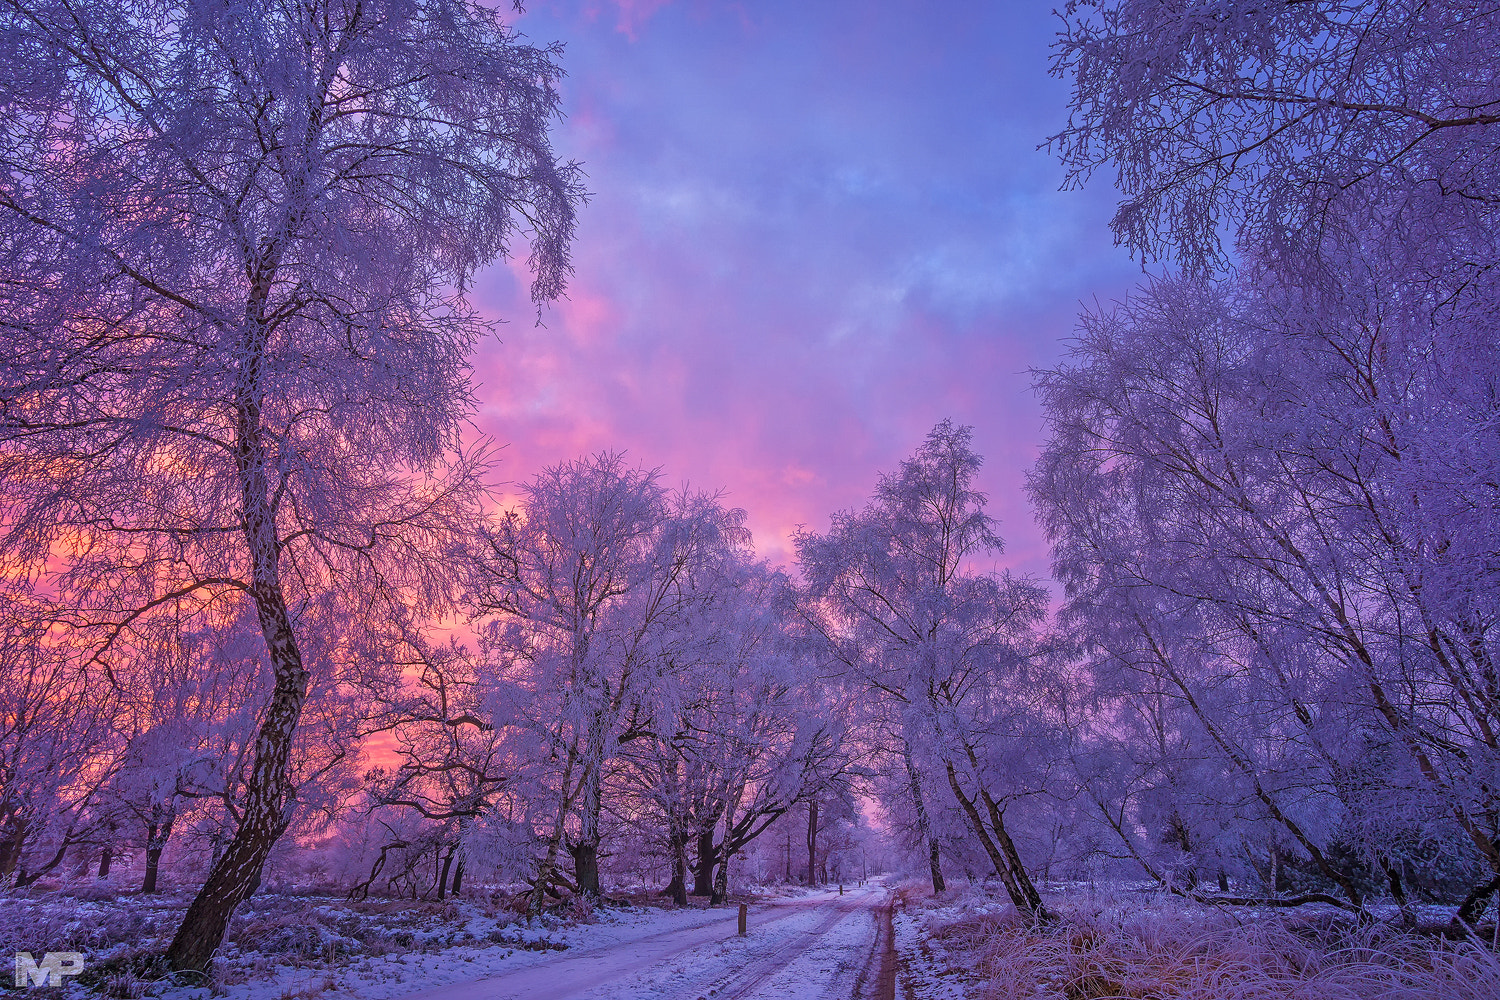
[472,455,748,906]
[0,0,581,970]
[1030,272,1500,916]
[799,421,1054,922]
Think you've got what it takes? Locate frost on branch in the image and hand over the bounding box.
[0,0,583,970]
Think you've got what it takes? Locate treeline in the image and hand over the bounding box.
[0,452,863,908]
[12,383,1497,936]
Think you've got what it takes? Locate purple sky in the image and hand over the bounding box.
[470,0,1141,579]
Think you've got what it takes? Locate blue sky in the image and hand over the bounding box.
[471,0,1141,576]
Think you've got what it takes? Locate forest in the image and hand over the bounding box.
[2,1,1499,998]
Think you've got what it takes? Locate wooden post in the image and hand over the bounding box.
[738,902,747,936]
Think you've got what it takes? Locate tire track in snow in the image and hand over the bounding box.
[846,896,896,1000]
[396,892,863,1000]
[691,895,865,1000]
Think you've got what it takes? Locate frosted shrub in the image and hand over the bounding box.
[972,903,1500,1000]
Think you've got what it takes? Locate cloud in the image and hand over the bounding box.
[481,0,1141,579]
[578,0,675,40]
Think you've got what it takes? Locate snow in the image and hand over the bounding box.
[118,883,892,1000]
[386,885,886,1000]
[890,881,1011,1000]
[11,879,1498,1000]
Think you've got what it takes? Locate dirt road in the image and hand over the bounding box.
[399,884,895,1000]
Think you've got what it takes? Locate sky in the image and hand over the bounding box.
[469,0,1142,580]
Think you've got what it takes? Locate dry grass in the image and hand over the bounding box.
[940,900,1500,1000]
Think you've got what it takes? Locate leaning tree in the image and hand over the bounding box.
[0,0,581,971]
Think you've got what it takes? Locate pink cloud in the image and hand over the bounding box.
[466,0,1140,583]
[579,0,675,40]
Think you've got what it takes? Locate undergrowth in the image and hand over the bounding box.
[930,898,1500,1000]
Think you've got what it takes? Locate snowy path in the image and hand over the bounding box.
[398,885,893,1000]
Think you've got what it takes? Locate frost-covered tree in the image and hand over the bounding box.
[1053,0,1500,279]
[1030,273,1500,918]
[619,558,851,904]
[0,590,118,888]
[1047,0,1500,926]
[361,635,513,900]
[799,421,1055,922]
[470,454,751,907]
[0,0,581,969]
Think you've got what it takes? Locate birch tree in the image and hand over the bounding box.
[0,0,580,970]
[1030,273,1500,918]
[799,421,1055,922]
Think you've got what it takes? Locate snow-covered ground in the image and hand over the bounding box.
[2,881,892,1000]
[9,879,1497,999]
[381,883,887,1000]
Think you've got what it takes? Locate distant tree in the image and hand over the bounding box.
[799,421,1055,923]
[0,590,118,888]
[614,556,851,905]
[0,0,581,970]
[361,634,513,900]
[471,455,751,907]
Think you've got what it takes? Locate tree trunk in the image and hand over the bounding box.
[661,753,689,904]
[949,733,1053,924]
[1456,874,1500,926]
[143,844,164,894]
[164,603,306,969]
[711,851,729,905]
[530,835,562,916]
[450,858,464,895]
[666,828,689,906]
[0,816,25,882]
[143,806,175,894]
[570,841,600,899]
[572,731,605,897]
[985,796,1051,922]
[692,827,716,896]
[944,762,1023,904]
[901,744,944,893]
[1167,813,1197,889]
[944,760,1053,924]
[806,801,819,886]
[927,841,945,894]
[165,316,314,973]
[1379,856,1412,925]
[97,845,112,879]
[437,847,455,900]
